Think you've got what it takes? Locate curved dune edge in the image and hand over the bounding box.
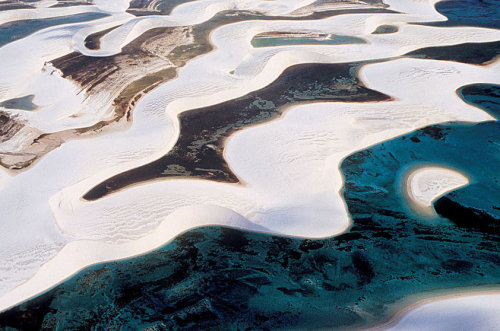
[369,289,500,331]
[0,205,272,312]
[404,166,469,216]
[1,57,498,312]
[1,0,500,313]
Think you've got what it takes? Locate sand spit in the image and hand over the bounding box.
[0,0,499,314]
[405,166,469,216]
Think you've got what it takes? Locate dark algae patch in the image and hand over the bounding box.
[405,40,500,66]
[83,61,390,200]
[372,24,398,34]
[0,12,109,48]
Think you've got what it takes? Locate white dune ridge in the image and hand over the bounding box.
[0,0,499,315]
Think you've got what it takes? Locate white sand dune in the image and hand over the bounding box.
[0,0,499,314]
[371,291,500,331]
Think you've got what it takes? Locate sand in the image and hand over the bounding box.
[407,166,469,208]
[371,290,500,331]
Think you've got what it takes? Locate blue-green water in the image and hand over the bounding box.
[0,84,498,330]
[424,0,500,29]
[251,34,366,48]
[0,12,109,48]
[0,95,37,111]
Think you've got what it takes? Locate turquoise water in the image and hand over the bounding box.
[0,84,498,330]
[0,12,109,48]
[251,34,366,47]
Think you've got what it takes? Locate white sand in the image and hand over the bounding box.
[94,0,131,13]
[371,291,500,331]
[407,166,469,207]
[0,0,499,312]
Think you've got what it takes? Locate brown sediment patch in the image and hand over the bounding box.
[84,61,391,200]
[0,7,397,171]
[83,25,121,50]
[372,24,398,34]
[0,111,24,143]
[0,67,177,170]
[126,0,199,16]
[290,0,388,16]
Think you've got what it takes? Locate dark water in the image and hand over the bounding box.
[458,84,500,119]
[433,84,500,231]
[0,85,498,330]
[423,0,500,29]
[405,40,500,65]
[0,12,109,48]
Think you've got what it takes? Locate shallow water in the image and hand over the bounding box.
[0,12,109,48]
[0,95,37,111]
[251,34,366,48]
